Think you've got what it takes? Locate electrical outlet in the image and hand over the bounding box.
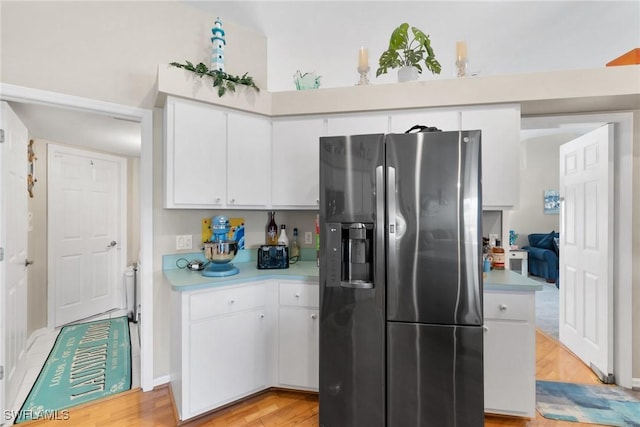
[304,231,313,245]
[183,234,193,250]
[176,234,193,250]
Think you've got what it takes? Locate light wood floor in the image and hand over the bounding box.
[23,330,614,427]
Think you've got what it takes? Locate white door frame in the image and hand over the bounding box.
[0,83,154,392]
[47,144,128,327]
[522,112,634,388]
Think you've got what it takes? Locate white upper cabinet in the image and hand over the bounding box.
[164,97,272,209]
[165,97,227,208]
[461,104,521,208]
[326,113,388,137]
[165,95,520,210]
[227,112,271,208]
[271,117,325,208]
[389,109,460,134]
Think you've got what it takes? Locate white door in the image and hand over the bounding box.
[0,101,29,420]
[48,145,126,327]
[559,124,614,382]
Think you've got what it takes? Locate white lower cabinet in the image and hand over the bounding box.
[171,280,535,420]
[190,309,267,414]
[483,291,536,418]
[277,282,319,390]
[171,282,271,420]
[171,279,319,421]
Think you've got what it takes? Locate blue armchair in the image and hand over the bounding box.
[523,232,559,285]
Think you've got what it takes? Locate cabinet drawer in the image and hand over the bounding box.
[190,284,266,320]
[279,283,319,308]
[484,292,532,321]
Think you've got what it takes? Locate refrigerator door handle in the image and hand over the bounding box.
[387,166,397,283]
[376,165,385,290]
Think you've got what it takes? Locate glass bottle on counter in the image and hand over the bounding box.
[277,224,289,246]
[266,211,278,245]
[290,228,301,262]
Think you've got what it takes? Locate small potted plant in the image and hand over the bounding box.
[376,23,442,82]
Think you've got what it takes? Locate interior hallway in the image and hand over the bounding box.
[7,309,140,425]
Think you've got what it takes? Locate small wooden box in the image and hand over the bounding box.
[606,48,640,66]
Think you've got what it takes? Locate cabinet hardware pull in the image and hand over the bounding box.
[499,304,507,311]
[311,314,317,320]
[259,313,265,319]
[229,299,235,304]
[483,325,489,332]
[295,293,300,298]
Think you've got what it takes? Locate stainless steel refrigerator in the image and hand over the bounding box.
[319,130,484,426]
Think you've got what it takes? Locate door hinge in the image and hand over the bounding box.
[0,365,4,380]
[0,129,4,143]
[0,247,3,261]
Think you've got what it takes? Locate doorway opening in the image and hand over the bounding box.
[511,112,633,389]
[0,84,154,420]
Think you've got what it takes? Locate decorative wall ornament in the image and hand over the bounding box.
[27,139,37,198]
[169,61,259,97]
[170,16,259,97]
[543,189,560,215]
[210,17,226,72]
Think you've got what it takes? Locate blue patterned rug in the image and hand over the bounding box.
[536,380,640,426]
[15,317,131,423]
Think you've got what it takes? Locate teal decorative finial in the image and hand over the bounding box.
[211,17,226,72]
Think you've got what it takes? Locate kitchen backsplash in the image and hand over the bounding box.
[159,209,319,255]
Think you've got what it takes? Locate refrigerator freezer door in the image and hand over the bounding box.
[319,134,386,427]
[387,323,484,426]
[386,131,483,326]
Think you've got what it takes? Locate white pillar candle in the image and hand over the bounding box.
[456,41,468,61]
[358,46,369,68]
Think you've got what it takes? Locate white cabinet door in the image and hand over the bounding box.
[483,291,536,417]
[271,118,324,208]
[389,109,460,133]
[325,113,389,136]
[165,97,226,208]
[227,112,271,207]
[461,105,521,208]
[189,308,268,415]
[278,307,319,390]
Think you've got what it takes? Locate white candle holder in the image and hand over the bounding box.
[356,65,370,85]
[456,57,468,78]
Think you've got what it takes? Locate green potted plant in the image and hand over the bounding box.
[376,23,442,82]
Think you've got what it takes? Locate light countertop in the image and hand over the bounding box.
[484,269,544,292]
[165,261,319,292]
[165,251,542,293]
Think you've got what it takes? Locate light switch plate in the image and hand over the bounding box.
[304,231,313,245]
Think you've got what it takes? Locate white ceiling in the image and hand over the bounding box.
[8,101,141,157]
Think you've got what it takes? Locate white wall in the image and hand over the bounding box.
[1,1,268,108]
[509,133,582,248]
[2,0,268,380]
[188,1,640,91]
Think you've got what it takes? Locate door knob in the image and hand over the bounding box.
[107,241,117,248]
[25,259,34,267]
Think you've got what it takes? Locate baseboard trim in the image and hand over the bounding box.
[153,374,170,388]
[632,377,640,390]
